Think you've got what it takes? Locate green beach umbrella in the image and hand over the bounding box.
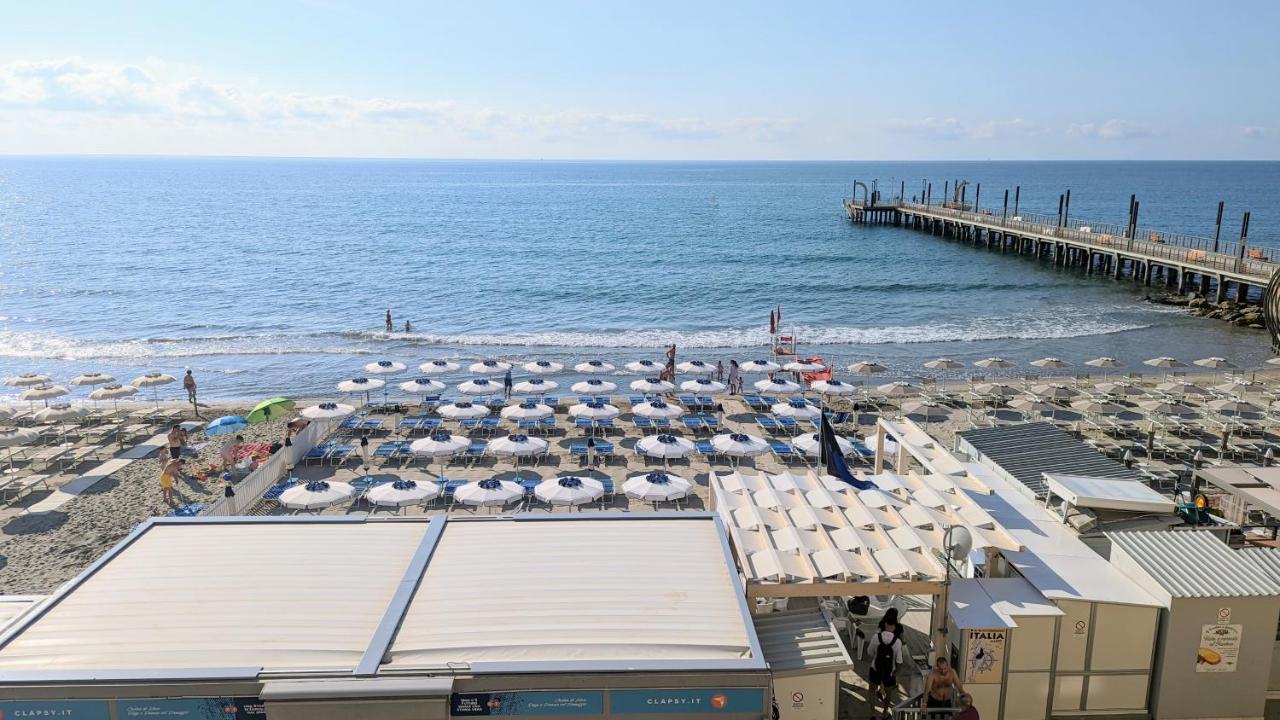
[246,397,295,424]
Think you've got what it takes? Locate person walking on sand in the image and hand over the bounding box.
[503,367,513,399]
[160,457,184,505]
[728,359,741,395]
[183,370,200,418]
[167,423,187,461]
[385,308,393,333]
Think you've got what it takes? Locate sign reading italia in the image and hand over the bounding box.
[610,689,766,714]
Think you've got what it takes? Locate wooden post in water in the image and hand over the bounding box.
[943,181,949,208]
[926,182,932,206]
[1013,186,1020,216]
[1213,201,1225,253]
[1002,189,1009,220]
[1057,194,1064,227]
[974,184,981,214]
[1063,189,1072,228]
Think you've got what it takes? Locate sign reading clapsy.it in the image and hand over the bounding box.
[610,689,766,714]
[0,700,111,719]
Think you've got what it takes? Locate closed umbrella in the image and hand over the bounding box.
[568,401,621,420]
[630,377,674,394]
[740,359,781,373]
[812,379,858,396]
[89,383,138,412]
[1144,356,1186,369]
[419,359,461,375]
[924,358,963,370]
[794,432,854,457]
[69,372,115,387]
[400,378,447,401]
[848,361,888,375]
[680,378,727,394]
[974,357,1013,369]
[300,402,356,419]
[3,374,50,388]
[1029,384,1081,401]
[206,415,249,436]
[500,402,554,421]
[754,378,803,394]
[366,478,440,509]
[489,433,549,458]
[625,359,662,373]
[437,401,489,420]
[711,432,769,458]
[0,427,40,474]
[633,399,683,419]
[676,360,712,373]
[363,360,407,375]
[571,379,618,394]
[635,433,696,460]
[624,472,692,503]
[771,401,820,420]
[783,360,826,373]
[523,360,563,374]
[876,381,921,398]
[247,397,294,424]
[279,480,355,510]
[512,378,558,395]
[454,478,523,507]
[20,384,69,407]
[458,378,499,395]
[575,360,616,374]
[1030,357,1072,369]
[470,360,512,375]
[535,476,604,507]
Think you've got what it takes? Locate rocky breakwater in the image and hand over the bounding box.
[1147,293,1266,329]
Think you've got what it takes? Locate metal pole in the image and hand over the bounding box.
[1213,201,1225,253]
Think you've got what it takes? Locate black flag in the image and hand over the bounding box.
[821,412,875,489]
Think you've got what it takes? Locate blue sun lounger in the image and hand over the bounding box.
[695,439,724,463]
[768,439,801,464]
[755,416,781,434]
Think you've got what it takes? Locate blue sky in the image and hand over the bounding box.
[0,0,1277,160]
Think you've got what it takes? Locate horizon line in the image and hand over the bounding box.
[2,153,1278,164]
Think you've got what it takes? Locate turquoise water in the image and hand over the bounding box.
[0,158,1276,398]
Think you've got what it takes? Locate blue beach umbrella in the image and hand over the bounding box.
[206,415,249,436]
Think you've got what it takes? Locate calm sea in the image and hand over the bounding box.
[1,158,1276,399]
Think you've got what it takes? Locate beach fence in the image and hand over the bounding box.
[202,418,339,516]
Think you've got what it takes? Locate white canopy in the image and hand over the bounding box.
[568,401,621,420]
[279,481,355,510]
[635,433,697,459]
[571,379,617,394]
[625,472,693,502]
[500,402,554,420]
[633,399,684,419]
[458,378,499,395]
[363,360,407,375]
[436,402,489,420]
[534,476,604,506]
[418,359,461,374]
[575,360,616,374]
[469,360,511,374]
[523,360,563,374]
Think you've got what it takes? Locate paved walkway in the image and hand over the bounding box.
[25,432,170,514]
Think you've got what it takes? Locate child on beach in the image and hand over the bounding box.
[160,458,184,505]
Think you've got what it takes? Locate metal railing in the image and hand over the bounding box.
[899,202,1276,280]
[202,417,339,516]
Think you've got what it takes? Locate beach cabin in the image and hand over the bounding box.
[0,514,772,720]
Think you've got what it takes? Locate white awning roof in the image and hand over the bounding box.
[753,608,853,674]
[1045,473,1177,514]
[949,577,1064,629]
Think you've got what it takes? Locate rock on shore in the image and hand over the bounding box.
[1146,294,1266,329]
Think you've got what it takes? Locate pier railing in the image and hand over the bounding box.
[898,202,1276,280]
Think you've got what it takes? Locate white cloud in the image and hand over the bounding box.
[1066,119,1156,140]
[885,116,1041,140]
[1243,126,1270,139]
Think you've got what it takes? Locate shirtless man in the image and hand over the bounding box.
[183,370,200,418]
[166,424,188,461]
[220,434,245,473]
[923,655,964,715]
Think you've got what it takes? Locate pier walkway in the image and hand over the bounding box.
[844,198,1276,304]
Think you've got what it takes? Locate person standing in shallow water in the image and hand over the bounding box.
[385,308,393,333]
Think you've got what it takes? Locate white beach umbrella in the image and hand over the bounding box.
[572,379,618,394]
[458,378,499,395]
[410,432,471,457]
[1095,381,1146,397]
[512,378,558,394]
[69,372,115,387]
[740,359,781,373]
[974,357,1014,369]
[523,360,563,374]
[20,384,69,406]
[771,401,820,420]
[500,402,554,421]
[400,377,447,396]
[132,372,176,388]
[363,360,407,375]
[624,471,692,502]
[635,433,697,460]
[900,400,951,420]
[1194,357,1237,370]
[279,480,355,510]
[469,359,512,375]
[847,361,887,375]
[1267,357,1280,367]
[676,359,712,373]
[794,432,854,457]
[455,478,523,507]
[972,382,1019,397]
[3,374,50,388]
[624,359,662,373]
[633,399,684,419]
[33,403,88,424]
[1156,380,1211,396]
[575,360,616,374]
[1208,398,1263,414]
[1144,356,1186,369]
[0,406,13,421]
[1030,357,1072,369]
[300,401,357,419]
[1138,399,1195,416]
[1214,379,1261,394]
[0,427,40,474]
[630,377,674,394]
[783,360,827,373]
[568,401,621,420]
[1008,398,1059,416]
[680,378,727,394]
[1070,399,1127,415]
[337,377,386,395]
[437,401,490,420]
[365,478,440,508]
[419,359,461,375]
[535,475,604,507]
[1029,384,1081,400]
[876,381,921,398]
[754,378,803,394]
[812,379,858,396]
[1085,357,1125,369]
[711,432,770,457]
[88,383,138,411]
[923,358,963,370]
[489,433,549,458]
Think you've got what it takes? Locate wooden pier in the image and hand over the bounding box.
[844,195,1275,305]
